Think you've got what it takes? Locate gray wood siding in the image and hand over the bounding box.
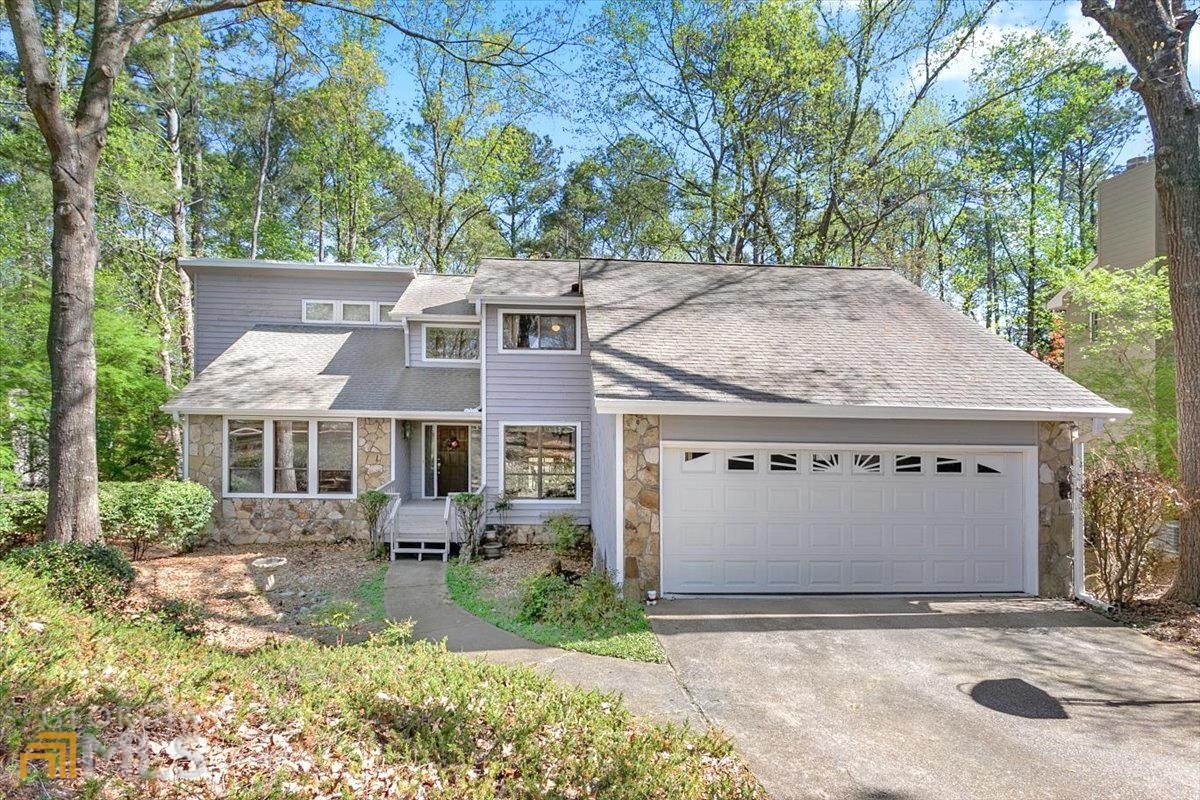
[660,417,1038,447]
[191,266,410,371]
[590,411,618,571]
[483,303,592,525]
[406,321,480,369]
[392,420,412,500]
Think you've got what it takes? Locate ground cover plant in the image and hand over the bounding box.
[0,560,761,798]
[447,552,665,663]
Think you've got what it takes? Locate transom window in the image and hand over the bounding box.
[500,311,579,352]
[303,299,399,325]
[503,424,578,500]
[226,418,355,497]
[425,325,480,361]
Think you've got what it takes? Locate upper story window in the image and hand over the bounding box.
[302,299,399,325]
[425,325,480,361]
[499,311,579,353]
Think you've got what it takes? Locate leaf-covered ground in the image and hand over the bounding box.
[0,561,763,798]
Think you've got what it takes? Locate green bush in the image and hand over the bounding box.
[0,490,47,555]
[517,572,574,623]
[99,481,214,559]
[517,571,640,634]
[545,512,590,556]
[5,541,135,610]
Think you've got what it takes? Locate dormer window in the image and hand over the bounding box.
[499,310,579,353]
[425,325,480,361]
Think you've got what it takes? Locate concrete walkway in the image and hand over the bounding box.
[383,560,702,726]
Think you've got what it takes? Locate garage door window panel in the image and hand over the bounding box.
[894,455,923,474]
[770,453,799,472]
[936,457,964,475]
[682,451,714,472]
[852,453,882,474]
[811,453,841,474]
[726,454,756,472]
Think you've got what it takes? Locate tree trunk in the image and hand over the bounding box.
[47,148,102,543]
[1082,0,1200,602]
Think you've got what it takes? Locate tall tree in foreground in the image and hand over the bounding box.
[1081,0,1199,603]
[4,0,557,543]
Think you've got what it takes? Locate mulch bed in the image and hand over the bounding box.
[472,545,590,601]
[128,541,385,652]
[1106,594,1200,656]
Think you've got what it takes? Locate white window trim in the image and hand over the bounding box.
[422,323,481,363]
[302,299,338,324]
[222,417,357,499]
[496,308,582,355]
[499,421,583,505]
[374,302,404,327]
[301,299,379,326]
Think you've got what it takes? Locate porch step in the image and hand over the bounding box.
[391,537,450,562]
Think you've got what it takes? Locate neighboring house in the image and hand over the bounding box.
[1049,156,1168,374]
[165,256,1127,599]
[1047,156,1174,465]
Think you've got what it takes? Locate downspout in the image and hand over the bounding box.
[1072,417,1111,610]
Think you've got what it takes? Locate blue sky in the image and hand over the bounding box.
[375,0,1196,168]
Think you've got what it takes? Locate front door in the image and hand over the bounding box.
[436,425,469,495]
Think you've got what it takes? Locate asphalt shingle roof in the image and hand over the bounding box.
[469,258,581,299]
[164,325,479,414]
[390,274,476,318]
[580,259,1122,413]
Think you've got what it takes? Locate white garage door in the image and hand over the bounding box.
[662,446,1030,594]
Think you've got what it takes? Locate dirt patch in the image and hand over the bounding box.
[129,542,387,652]
[1107,597,1200,655]
[473,545,590,600]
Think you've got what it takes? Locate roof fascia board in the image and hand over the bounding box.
[180,258,415,275]
[466,294,583,306]
[592,398,1132,422]
[392,313,481,323]
[163,406,481,420]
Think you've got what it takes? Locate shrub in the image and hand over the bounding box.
[5,541,135,610]
[545,512,590,556]
[0,490,47,555]
[308,599,361,645]
[152,599,206,637]
[358,489,390,555]
[1083,457,1184,607]
[452,491,486,561]
[517,572,573,623]
[517,570,640,634]
[99,480,214,559]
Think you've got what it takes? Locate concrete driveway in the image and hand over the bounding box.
[649,596,1200,800]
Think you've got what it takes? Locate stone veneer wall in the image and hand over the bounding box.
[1037,421,1078,598]
[615,414,1081,599]
[622,414,660,597]
[186,414,392,545]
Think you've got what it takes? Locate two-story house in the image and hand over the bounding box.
[166,256,1127,599]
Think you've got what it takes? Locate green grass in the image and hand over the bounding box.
[446,560,667,663]
[0,560,762,798]
[354,562,389,621]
